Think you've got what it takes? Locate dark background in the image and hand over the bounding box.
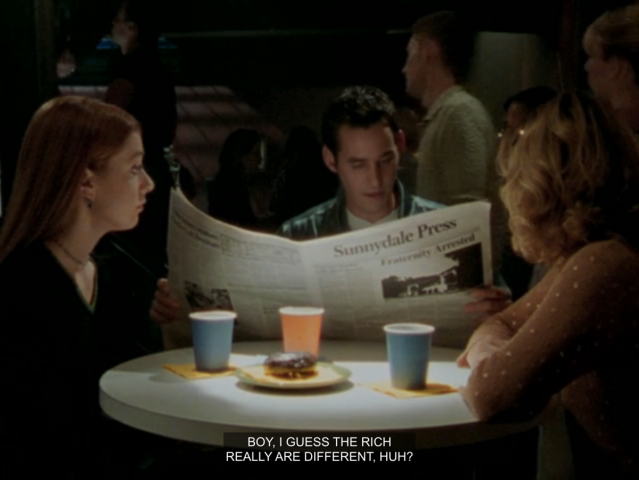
[0,0,633,210]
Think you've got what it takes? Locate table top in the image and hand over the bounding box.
[100,341,540,448]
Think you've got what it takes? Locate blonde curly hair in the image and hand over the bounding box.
[498,91,639,264]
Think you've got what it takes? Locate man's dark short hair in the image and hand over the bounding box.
[503,86,557,114]
[321,86,399,155]
[412,11,477,82]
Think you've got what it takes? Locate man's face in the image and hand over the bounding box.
[402,36,430,99]
[324,122,401,223]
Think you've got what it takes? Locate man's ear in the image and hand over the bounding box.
[80,168,97,203]
[422,37,440,61]
[394,130,407,154]
[322,145,338,174]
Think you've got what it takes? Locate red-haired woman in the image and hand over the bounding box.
[0,95,155,475]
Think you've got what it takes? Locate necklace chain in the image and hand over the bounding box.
[53,239,90,267]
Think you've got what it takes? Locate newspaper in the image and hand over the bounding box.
[163,189,493,349]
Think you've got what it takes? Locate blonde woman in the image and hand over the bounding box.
[583,4,639,135]
[458,92,639,478]
[0,96,154,475]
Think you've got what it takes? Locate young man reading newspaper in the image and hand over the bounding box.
[275,86,509,346]
[278,86,440,239]
[151,87,510,346]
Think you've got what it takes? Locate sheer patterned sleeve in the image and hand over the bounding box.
[462,240,639,421]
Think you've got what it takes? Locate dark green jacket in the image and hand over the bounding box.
[278,181,443,240]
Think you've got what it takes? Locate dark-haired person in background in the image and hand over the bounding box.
[207,128,266,229]
[106,0,177,274]
[269,126,338,226]
[501,86,557,137]
[402,11,495,207]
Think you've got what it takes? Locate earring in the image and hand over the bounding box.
[87,199,93,209]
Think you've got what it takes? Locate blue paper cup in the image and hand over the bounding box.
[384,323,435,390]
[190,311,236,372]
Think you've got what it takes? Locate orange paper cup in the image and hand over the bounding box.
[279,306,324,356]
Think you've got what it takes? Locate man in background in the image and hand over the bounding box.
[402,11,495,206]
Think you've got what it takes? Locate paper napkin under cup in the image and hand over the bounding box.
[359,381,457,399]
[163,363,237,380]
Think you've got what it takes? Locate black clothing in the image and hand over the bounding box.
[109,48,176,156]
[207,173,258,229]
[1,243,161,476]
[107,48,177,273]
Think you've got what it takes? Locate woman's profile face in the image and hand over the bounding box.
[583,30,617,99]
[91,132,154,232]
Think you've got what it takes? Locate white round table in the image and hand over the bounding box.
[99,341,540,448]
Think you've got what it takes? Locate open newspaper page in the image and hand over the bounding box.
[164,189,492,348]
[163,189,315,347]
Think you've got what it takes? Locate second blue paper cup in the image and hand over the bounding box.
[384,323,435,390]
[190,310,236,372]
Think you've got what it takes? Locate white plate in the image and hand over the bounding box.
[235,363,351,390]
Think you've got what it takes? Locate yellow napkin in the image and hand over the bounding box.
[163,363,237,380]
[359,381,457,399]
